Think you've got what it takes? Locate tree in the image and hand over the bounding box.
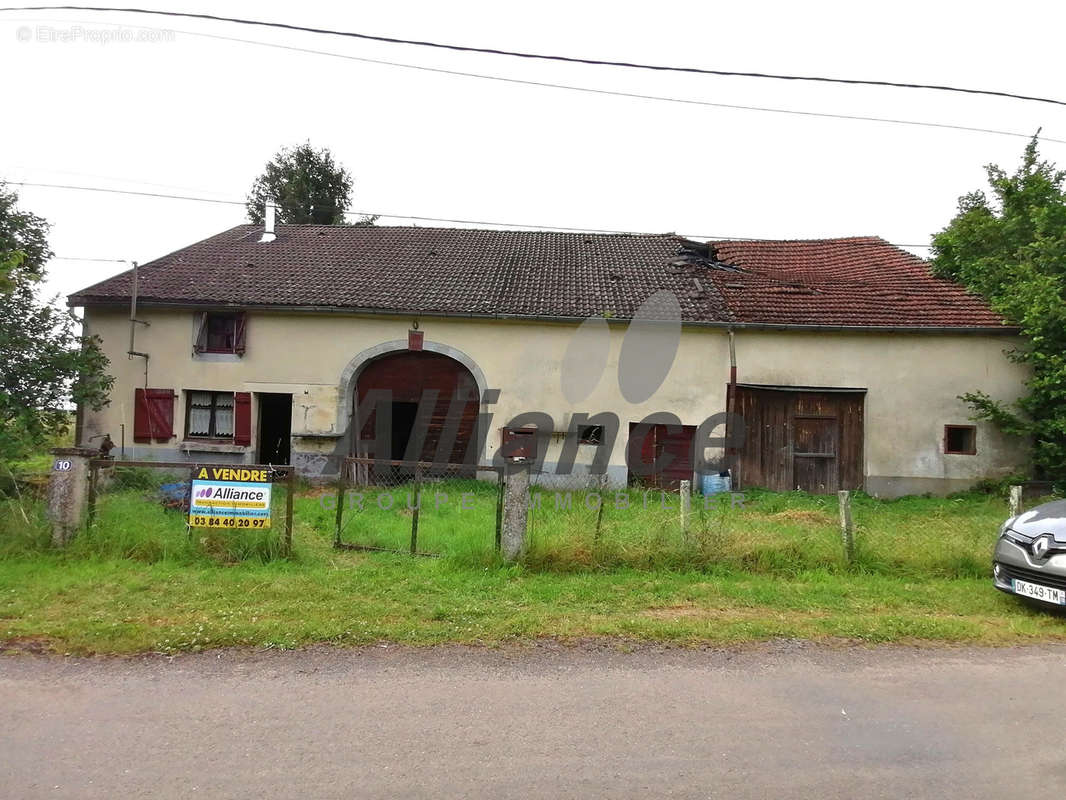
[931,136,1066,483]
[0,184,113,466]
[245,142,375,226]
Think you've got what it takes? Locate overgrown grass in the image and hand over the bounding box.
[0,479,1028,575]
[329,481,1018,578]
[2,475,1065,654]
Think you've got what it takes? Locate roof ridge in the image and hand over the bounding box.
[711,235,886,244]
[265,222,683,239]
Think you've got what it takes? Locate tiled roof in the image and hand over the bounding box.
[707,237,1006,328]
[68,225,1008,329]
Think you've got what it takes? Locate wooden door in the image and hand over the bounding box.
[627,422,696,490]
[733,386,864,494]
[792,416,839,493]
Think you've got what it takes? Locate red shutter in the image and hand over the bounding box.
[133,388,151,443]
[234,392,252,446]
[234,313,247,356]
[134,388,174,442]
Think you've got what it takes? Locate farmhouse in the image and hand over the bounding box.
[68,222,1028,496]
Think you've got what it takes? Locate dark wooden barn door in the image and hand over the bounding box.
[733,386,864,494]
[354,351,480,475]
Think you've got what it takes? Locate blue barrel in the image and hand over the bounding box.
[701,473,731,495]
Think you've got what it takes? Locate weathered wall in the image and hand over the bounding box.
[80,307,1029,496]
[733,330,1029,495]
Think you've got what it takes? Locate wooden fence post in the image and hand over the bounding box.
[284,467,294,556]
[838,490,855,564]
[86,463,98,531]
[1009,485,1023,518]
[494,470,504,552]
[594,474,607,541]
[410,464,422,555]
[333,468,345,548]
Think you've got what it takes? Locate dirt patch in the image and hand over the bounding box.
[1,636,54,655]
[768,509,835,526]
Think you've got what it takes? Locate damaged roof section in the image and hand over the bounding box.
[706,237,1005,328]
[68,225,1008,329]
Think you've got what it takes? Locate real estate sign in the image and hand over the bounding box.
[188,466,272,529]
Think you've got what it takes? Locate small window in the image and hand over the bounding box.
[187,391,235,439]
[206,314,237,352]
[944,425,977,455]
[578,425,604,445]
[194,311,247,355]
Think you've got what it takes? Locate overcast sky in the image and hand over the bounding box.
[2,0,1065,305]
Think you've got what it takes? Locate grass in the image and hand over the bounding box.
[2,472,1066,654]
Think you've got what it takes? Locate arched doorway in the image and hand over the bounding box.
[353,350,481,471]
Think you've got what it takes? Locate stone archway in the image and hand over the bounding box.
[341,343,484,467]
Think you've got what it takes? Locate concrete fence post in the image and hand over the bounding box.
[500,465,530,562]
[679,479,692,540]
[838,490,855,564]
[1009,485,1023,518]
[46,447,97,546]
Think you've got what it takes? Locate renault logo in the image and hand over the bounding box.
[1032,535,1052,559]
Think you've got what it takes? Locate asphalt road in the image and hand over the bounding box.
[2,640,1065,799]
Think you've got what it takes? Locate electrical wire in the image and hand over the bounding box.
[3,14,1062,147]
[7,180,935,247]
[3,5,1066,108]
[52,256,129,262]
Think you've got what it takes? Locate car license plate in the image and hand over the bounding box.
[1013,579,1066,605]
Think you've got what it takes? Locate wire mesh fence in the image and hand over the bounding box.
[332,457,504,557]
[67,456,1043,576]
[86,459,294,560]
[523,470,739,563]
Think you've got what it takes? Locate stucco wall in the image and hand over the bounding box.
[79,307,1029,496]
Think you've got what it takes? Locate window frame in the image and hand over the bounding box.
[577,424,604,446]
[203,312,239,354]
[185,390,236,440]
[193,310,247,357]
[943,424,977,455]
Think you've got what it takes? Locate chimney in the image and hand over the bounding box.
[259,203,277,243]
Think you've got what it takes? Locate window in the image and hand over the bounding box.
[944,425,977,455]
[194,311,247,355]
[187,391,235,438]
[578,424,604,445]
[206,314,237,352]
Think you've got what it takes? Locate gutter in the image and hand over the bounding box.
[67,297,1021,336]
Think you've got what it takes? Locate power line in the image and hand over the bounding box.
[4,14,1062,146]
[52,256,129,262]
[4,5,1066,109]
[7,179,935,248]
[89,22,1066,148]
[11,181,247,207]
